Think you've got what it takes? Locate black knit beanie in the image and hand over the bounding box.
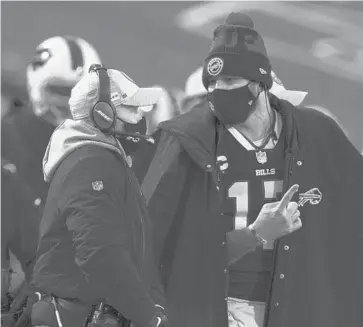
[202,12,273,90]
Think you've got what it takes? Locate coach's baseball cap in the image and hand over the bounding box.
[108,69,161,108]
[69,68,162,120]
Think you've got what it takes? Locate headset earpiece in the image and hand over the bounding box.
[89,64,117,133]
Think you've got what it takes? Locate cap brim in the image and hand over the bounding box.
[124,87,162,107]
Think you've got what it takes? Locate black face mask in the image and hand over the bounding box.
[207,83,258,125]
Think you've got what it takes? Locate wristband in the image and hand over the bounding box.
[248,225,267,245]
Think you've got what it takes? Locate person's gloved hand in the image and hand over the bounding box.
[148,304,167,327]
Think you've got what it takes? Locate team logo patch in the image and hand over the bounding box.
[207,57,224,76]
[92,180,104,191]
[256,151,267,164]
[298,188,322,207]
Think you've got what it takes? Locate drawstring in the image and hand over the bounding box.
[240,108,277,151]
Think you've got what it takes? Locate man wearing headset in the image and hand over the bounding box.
[30,65,167,327]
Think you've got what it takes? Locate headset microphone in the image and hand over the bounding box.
[113,116,155,144]
[116,131,155,144]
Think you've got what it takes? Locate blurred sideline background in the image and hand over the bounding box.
[2,1,363,150]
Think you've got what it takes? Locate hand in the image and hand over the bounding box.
[251,184,302,243]
[148,305,167,327]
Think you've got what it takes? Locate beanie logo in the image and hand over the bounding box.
[207,57,224,76]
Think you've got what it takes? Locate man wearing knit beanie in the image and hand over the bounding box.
[142,13,363,327]
[30,67,168,327]
[142,11,363,327]
[180,66,308,114]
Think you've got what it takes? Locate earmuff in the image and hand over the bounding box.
[89,64,117,134]
[63,35,84,72]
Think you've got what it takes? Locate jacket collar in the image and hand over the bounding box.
[159,101,218,172]
[159,94,301,171]
[43,119,126,182]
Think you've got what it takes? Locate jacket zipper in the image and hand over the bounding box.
[262,153,295,327]
[140,210,146,279]
[136,168,146,279]
[126,163,146,279]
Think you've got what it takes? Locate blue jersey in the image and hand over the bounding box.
[216,126,286,302]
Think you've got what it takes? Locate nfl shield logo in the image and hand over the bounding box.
[92,181,104,191]
[256,151,267,164]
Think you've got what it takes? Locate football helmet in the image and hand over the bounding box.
[26,35,101,125]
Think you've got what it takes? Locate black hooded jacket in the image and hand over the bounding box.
[142,95,363,327]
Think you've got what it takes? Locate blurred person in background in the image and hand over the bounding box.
[30,65,167,327]
[141,12,363,327]
[1,35,102,205]
[180,66,208,114]
[1,89,43,327]
[1,158,42,327]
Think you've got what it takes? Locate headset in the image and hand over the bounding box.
[63,35,84,72]
[89,64,117,134]
[88,64,155,143]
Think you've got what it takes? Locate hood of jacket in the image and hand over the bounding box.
[158,94,301,172]
[43,119,126,182]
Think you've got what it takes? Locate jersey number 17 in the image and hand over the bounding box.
[228,180,283,249]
